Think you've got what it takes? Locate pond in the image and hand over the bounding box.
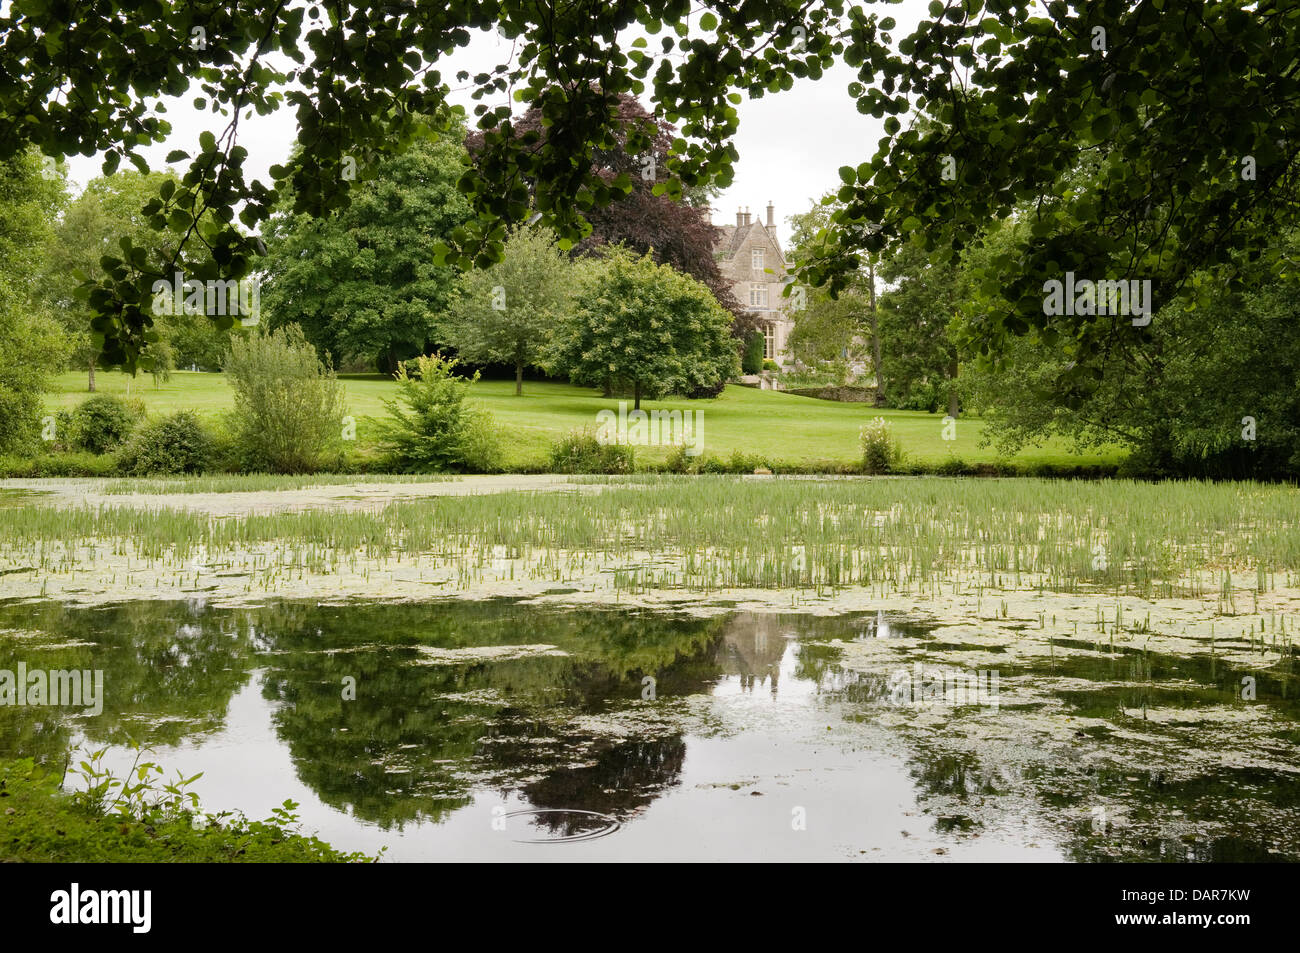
[1,598,1296,861]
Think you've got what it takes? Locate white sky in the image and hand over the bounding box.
[62,1,937,250]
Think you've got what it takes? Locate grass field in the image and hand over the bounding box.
[47,369,1122,470]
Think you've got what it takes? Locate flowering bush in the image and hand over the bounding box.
[860,417,904,474]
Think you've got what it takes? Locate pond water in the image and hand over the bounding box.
[1,598,1296,862]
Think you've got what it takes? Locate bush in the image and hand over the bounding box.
[0,451,121,478]
[66,394,143,454]
[119,411,213,475]
[223,324,347,474]
[379,354,502,472]
[860,417,905,474]
[741,333,765,375]
[548,429,635,474]
[762,359,780,372]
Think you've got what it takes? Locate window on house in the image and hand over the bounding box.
[749,283,767,308]
[751,247,764,270]
[763,322,776,360]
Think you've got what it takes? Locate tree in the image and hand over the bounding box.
[0,2,850,368]
[43,170,226,389]
[439,225,570,395]
[260,117,473,373]
[787,195,876,392]
[551,250,739,409]
[876,242,962,415]
[799,1,1300,403]
[6,3,1297,372]
[0,149,66,454]
[468,93,745,324]
[962,222,1300,479]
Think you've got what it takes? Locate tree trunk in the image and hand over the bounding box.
[866,258,884,406]
[602,376,612,398]
[633,380,642,411]
[946,352,960,418]
[515,362,523,396]
[87,357,96,393]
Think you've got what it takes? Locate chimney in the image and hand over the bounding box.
[736,207,744,227]
[743,206,751,226]
[766,201,774,228]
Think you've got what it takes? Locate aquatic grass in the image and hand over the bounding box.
[3,476,1300,600]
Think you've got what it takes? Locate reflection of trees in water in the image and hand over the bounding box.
[0,600,254,765]
[253,601,727,829]
[510,736,689,834]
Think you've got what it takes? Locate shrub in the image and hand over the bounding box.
[119,411,213,475]
[664,444,693,473]
[933,455,968,476]
[762,359,780,372]
[860,417,904,474]
[697,453,731,474]
[741,333,765,375]
[548,429,635,474]
[379,354,502,472]
[223,324,346,474]
[0,451,121,478]
[66,394,143,454]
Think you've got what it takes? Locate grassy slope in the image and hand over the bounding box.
[47,370,1121,469]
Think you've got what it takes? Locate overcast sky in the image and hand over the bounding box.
[62,1,938,250]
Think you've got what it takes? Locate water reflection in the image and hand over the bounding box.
[0,598,1295,861]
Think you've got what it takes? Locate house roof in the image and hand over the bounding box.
[715,221,785,267]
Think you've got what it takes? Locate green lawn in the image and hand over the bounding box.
[47,370,1121,470]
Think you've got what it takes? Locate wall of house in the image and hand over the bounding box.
[715,206,794,365]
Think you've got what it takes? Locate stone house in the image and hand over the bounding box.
[713,202,794,366]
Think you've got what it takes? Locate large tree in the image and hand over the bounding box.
[797,1,1300,407]
[467,92,744,325]
[961,218,1300,478]
[260,117,473,373]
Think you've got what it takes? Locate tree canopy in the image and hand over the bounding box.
[259,117,473,372]
[469,92,743,322]
[550,248,739,408]
[2,0,1297,391]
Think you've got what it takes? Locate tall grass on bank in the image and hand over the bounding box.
[3,477,1300,599]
